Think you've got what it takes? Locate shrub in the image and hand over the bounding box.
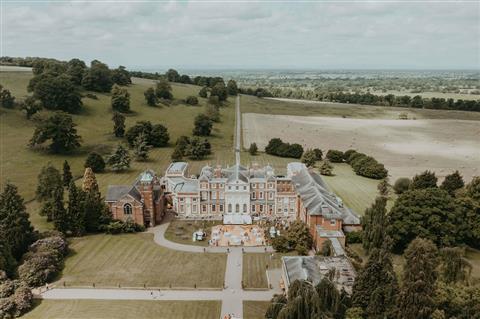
[326,150,344,163]
[185,96,199,106]
[313,148,323,160]
[344,149,357,162]
[319,160,333,176]
[84,152,106,173]
[271,236,290,253]
[410,170,438,190]
[393,177,411,194]
[347,152,388,179]
[100,219,145,234]
[248,143,258,155]
[346,231,363,244]
[265,138,304,159]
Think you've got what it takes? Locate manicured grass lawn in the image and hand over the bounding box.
[0,71,235,231]
[321,163,383,216]
[57,233,227,289]
[22,299,221,319]
[164,219,223,247]
[243,301,271,319]
[242,253,292,289]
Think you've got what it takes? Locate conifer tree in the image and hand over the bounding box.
[361,196,387,252]
[319,160,333,176]
[52,187,68,233]
[62,160,73,187]
[81,168,109,232]
[352,244,398,319]
[439,247,472,284]
[133,133,151,161]
[67,181,85,236]
[396,238,438,319]
[0,237,16,276]
[377,178,389,197]
[82,168,99,193]
[440,170,464,195]
[410,170,437,190]
[112,112,125,137]
[107,144,131,172]
[36,164,63,202]
[0,183,35,259]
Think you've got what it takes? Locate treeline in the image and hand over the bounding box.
[240,86,480,112]
[325,149,388,179]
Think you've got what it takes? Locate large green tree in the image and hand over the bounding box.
[192,114,213,136]
[36,164,63,202]
[387,188,459,253]
[31,73,82,113]
[155,79,173,100]
[62,160,73,187]
[111,66,131,86]
[111,84,130,113]
[66,181,85,236]
[0,183,34,260]
[29,112,81,153]
[227,79,238,95]
[396,238,438,319]
[440,171,464,195]
[144,87,157,106]
[112,111,126,137]
[410,170,438,190]
[81,60,113,92]
[66,58,87,85]
[210,82,228,101]
[362,196,387,252]
[107,145,131,172]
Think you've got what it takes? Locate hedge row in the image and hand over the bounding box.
[265,138,304,159]
[345,150,388,179]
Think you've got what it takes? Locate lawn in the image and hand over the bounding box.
[0,70,235,231]
[242,253,291,289]
[321,163,390,216]
[243,301,271,319]
[164,219,223,247]
[56,233,227,289]
[22,299,221,319]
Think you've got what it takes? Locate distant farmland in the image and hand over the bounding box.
[243,113,480,182]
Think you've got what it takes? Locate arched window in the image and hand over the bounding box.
[228,204,232,213]
[123,203,133,215]
[243,204,247,213]
[235,204,240,213]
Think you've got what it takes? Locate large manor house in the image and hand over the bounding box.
[106,161,361,251]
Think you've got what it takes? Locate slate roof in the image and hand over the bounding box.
[106,185,141,202]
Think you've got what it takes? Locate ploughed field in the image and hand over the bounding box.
[243,112,480,182]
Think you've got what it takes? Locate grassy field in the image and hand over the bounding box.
[0,71,235,230]
[22,299,221,319]
[56,233,226,288]
[243,301,271,319]
[164,219,223,247]
[242,253,291,289]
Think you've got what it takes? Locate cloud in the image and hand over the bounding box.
[2,1,479,69]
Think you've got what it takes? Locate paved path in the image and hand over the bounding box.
[36,96,280,319]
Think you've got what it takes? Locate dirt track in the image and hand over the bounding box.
[243,113,480,182]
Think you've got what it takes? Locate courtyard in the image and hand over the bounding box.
[210,224,267,247]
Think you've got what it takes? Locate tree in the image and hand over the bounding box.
[155,79,173,100]
[20,96,42,119]
[439,247,472,284]
[410,170,437,190]
[66,181,85,236]
[81,60,113,92]
[286,221,313,255]
[313,148,323,160]
[193,114,213,136]
[0,183,34,260]
[396,238,438,319]
[185,96,199,105]
[66,58,87,85]
[107,145,131,172]
[205,103,220,122]
[326,150,344,163]
[112,112,126,137]
[29,112,81,153]
[319,160,333,176]
[84,152,105,173]
[125,121,169,147]
[248,143,258,155]
[171,145,184,161]
[198,86,208,98]
[208,95,221,107]
[132,133,151,161]
[387,188,459,253]
[227,79,238,95]
[352,246,398,319]
[185,137,211,160]
[466,176,480,202]
[62,160,73,187]
[111,84,130,113]
[362,196,388,252]
[301,149,317,167]
[81,168,108,232]
[144,87,157,106]
[440,171,464,195]
[51,187,68,233]
[36,164,63,202]
[31,74,82,113]
[165,69,180,82]
[0,85,15,108]
[111,66,131,86]
[210,82,228,101]
[377,178,389,197]
[0,239,16,276]
[393,177,410,194]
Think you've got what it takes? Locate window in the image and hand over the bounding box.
[201,192,208,200]
[259,192,264,199]
[235,204,240,213]
[212,192,217,200]
[220,204,224,212]
[252,192,256,200]
[243,204,247,213]
[330,219,336,226]
[228,204,232,213]
[236,186,239,190]
[220,184,224,189]
[220,192,224,199]
[180,205,184,213]
[268,183,273,189]
[202,205,207,212]
[212,184,217,189]
[259,183,264,189]
[268,192,274,200]
[252,184,256,189]
[179,197,184,202]
[259,205,264,212]
[193,205,197,213]
[252,205,256,212]
[243,186,247,190]
[123,203,133,215]
[212,204,216,212]
[193,198,197,202]
[228,186,232,190]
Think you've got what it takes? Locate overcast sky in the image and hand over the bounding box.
[2,1,479,70]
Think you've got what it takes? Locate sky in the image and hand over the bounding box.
[2,0,480,70]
